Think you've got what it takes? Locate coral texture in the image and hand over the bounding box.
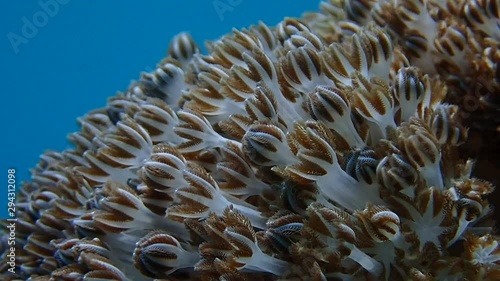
[1,1,499,280]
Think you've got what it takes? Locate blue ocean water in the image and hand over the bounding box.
[0,1,319,218]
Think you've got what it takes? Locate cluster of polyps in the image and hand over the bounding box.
[1,1,499,280]
[307,0,499,148]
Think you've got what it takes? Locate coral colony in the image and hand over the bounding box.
[2,0,499,280]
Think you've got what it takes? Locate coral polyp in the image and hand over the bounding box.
[2,1,499,280]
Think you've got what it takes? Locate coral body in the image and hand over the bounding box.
[1,1,499,280]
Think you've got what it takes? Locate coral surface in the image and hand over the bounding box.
[2,1,499,280]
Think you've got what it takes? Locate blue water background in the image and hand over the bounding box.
[0,1,319,218]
